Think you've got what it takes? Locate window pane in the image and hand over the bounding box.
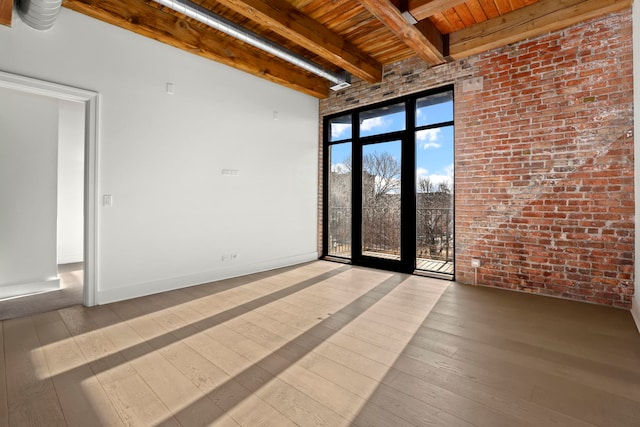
[329,114,352,142]
[416,91,453,127]
[362,141,401,259]
[328,143,352,258]
[416,125,454,274]
[359,103,405,138]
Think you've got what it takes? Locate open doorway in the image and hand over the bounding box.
[55,99,86,310]
[0,71,98,319]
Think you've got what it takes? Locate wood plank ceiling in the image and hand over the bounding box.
[47,0,630,97]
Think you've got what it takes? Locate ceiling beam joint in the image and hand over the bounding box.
[359,0,446,66]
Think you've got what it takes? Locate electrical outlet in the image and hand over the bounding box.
[471,258,481,268]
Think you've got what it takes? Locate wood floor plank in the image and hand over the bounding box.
[3,316,66,426]
[404,327,640,422]
[2,261,639,426]
[213,318,395,425]
[57,306,181,426]
[30,311,125,427]
[409,321,640,401]
[438,284,637,337]
[254,378,349,426]
[214,289,483,427]
[236,305,589,427]
[85,304,240,426]
[119,289,298,427]
[0,322,8,427]
[422,313,640,372]
[530,381,640,426]
[363,381,474,427]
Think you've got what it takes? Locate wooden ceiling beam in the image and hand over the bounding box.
[0,0,12,27]
[62,0,330,98]
[359,0,446,65]
[407,0,467,21]
[214,0,382,83]
[449,0,633,59]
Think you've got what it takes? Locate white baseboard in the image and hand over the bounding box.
[96,252,318,305]
[0,277,60,300]
[632,295,640,334]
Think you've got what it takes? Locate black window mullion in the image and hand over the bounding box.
[322,117,329,258]
[402,98,417,273]
[352,113,363,262]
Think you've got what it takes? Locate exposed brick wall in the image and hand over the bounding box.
[319,10,634,308]
[457,12,634,308]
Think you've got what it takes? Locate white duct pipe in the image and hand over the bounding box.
[18,0,62,31]
[155,0,351,89]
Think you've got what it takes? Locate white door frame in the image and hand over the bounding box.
[0,70,99,306]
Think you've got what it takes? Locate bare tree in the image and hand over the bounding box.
[328,167,352,255]
[343,153,401,198]
[358,152,402,254]
[417,177,451,195]
[417,176,434,194]
[363,152,401,198]
[332,152,456,260]
[416,177,453,261]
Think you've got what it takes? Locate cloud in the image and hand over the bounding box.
[331,123,351,140]
[428,174,452,186]
[422,142,441,149]
[417,128,441,150]
[444,163,454,176]
[360,116,387,132]
[416,164,454,189]
[416,167,429,180]
[430,164,454,187]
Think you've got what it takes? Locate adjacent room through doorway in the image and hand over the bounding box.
[0,86,86,320]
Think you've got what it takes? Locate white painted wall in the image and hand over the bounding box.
[0,8,319,304]
[633,2,640,333]
[0,87,60,298]
[57,99,85,265]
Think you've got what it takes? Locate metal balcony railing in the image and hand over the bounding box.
[327,207,453,267]
[416,207,453,262]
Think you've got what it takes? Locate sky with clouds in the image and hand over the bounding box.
[330,98,453,191]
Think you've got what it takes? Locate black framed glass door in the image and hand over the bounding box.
[324,86,454,278]
[361,140,402,260]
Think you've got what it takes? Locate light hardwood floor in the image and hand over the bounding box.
[0,263,83,321]
[1,260,639,426]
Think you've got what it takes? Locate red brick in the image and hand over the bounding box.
[319,10,634,309]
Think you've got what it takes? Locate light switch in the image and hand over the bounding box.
[103,194,113,206]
